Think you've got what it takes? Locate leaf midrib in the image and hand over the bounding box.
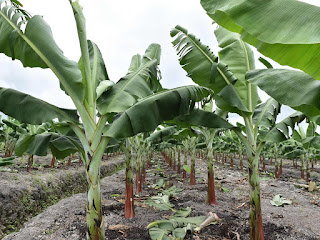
[185,32,231,85]
[103,60,155,114]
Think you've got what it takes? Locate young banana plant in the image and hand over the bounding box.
[291,121,318,182]
[171,24,305,240]
[14,121,84,170]
[0,1,213,238]
[0,117,23,157]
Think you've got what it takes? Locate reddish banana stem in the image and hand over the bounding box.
[50,156,55,168]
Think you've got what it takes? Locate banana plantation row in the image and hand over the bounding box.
[1,0,320,239]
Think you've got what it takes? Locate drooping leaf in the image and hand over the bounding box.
[0,2,84,102]
[96,80,114,99]
[97,60,156,115]
[171,25,249,114]
[97,43,161,115]
[50,135,83,159]
[214,85,250,114]
[2,119,26,134]
[302,136,320,150]
[201,0,320,79]
[105,86,212,139]
[171,25,219,90]
[147,126,177,144]
[284,147,305,159]
[261,112,305,143]
[247,69,320,122]
[15,134,35,156]
[171,128,199,141]
[174,109,234,129]
[258,57,273,69]
[253,98,281,129]
[0,88,79,124]
[16,133,81,159]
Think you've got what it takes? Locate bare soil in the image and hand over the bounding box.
[2,153,320,240]
[0,154,124,238]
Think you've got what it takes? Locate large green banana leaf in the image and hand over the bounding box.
[146,126,177,143]
[141,43,162,92]
[247,69,320,122]
[2,119,27,134]
[97,44,161,115]
[284,148,305,159]
[78,40,109,100]
[126,45,162,93]
[105,86,212,138]
[15,133,82,159]
[253,98,281,129]
[0,88,79,124]
[302,136,320,150]
[0,1,84,103]
[215,27,260,112]
[171,25,249,114]
[200,0,320,79]
[306,121,317,138]
[174,109,233,129]
[261,112,305,143]
[291,122,317,150]
[171,128,199,141]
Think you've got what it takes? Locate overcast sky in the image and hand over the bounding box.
[0,0,319,128]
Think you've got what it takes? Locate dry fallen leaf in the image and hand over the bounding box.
[109,224,130,230]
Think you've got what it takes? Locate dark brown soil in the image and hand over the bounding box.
[2,153,320,240]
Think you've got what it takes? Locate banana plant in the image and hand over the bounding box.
[0,117,23,157]
[224,129,245,169]
[281,141,306,178]
[291,121,318,182]
[171,24,305,240]
[197,107,228,205]
[201,0,320,130]
[222,130,241,168]
[0,1,213,239]
[14,121,85,171]
[119,138,135,219]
